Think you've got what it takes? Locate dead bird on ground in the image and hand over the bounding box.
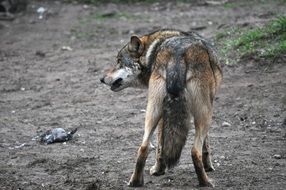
[40,128,77,144]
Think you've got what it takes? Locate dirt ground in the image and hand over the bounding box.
[0,0,285,189]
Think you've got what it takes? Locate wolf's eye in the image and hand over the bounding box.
[118,58,124,65]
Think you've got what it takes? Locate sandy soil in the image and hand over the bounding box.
[0,0,285,189]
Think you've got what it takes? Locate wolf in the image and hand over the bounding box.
[100,29,222,187]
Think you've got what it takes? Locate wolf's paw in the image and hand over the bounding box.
[128,174,144,187]
[150,165,165,176]
[204,165,215,172]
[200,180,214,188]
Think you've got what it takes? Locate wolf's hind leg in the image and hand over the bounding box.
[202,134,215,172]
[128,76,166,187]
[191,112,214,187]
[150,118,166,176]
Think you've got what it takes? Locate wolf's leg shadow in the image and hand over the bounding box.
[150,118,166,176]
[202,134,215,172]
[128,76,166,187]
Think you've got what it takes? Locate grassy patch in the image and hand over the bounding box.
[223,1,244,9]
[217,16,286,64]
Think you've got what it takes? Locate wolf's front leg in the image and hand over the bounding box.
[128,75,166,187]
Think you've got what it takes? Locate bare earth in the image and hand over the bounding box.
[0,0,285,189]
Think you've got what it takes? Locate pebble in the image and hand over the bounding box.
[219,155,225,159]
[273,154,282,159]
[61,46,72,51]
[222,121,231,127]
[83,4,89,9]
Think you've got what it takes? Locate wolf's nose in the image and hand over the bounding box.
[100,77,105,84]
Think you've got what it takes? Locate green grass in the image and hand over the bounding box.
[223,1,245,9]
[223,0,286,9]
[217,16,286,64]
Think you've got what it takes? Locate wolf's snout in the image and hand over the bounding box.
[100,77,105,84]
[110,78,123,91]
[112,78,123,86]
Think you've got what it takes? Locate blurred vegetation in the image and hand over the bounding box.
[66,0,286,4]
[70,9,145,48]
[217,16,286,64]
[65,0,158,4]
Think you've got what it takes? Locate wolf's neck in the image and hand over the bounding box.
[145,39,161,66]
[138,31,183,86]
[138,39,163,87]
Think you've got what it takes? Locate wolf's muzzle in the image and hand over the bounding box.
[111,78,123,91]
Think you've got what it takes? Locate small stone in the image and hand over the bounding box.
[273,154,282,159]
[222,121,231,127]
[20,87,25,91]
[83,4,89,9]
[273,114,280,117]
[35,50,46,57]
[61,46,72,51]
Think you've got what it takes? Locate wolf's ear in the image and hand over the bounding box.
[128,36,144,55]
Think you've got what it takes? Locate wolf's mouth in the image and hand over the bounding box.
[111,78,123,91]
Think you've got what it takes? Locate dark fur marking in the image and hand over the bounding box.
[162,94,189,168]
[166,62,186,96]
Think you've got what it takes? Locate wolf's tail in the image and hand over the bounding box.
[162,60,189,168]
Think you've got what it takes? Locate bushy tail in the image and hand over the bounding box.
[162,61,189,168]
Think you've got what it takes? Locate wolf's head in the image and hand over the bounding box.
[100,36,146,92]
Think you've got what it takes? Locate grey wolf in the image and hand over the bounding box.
[100,29,222,187]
